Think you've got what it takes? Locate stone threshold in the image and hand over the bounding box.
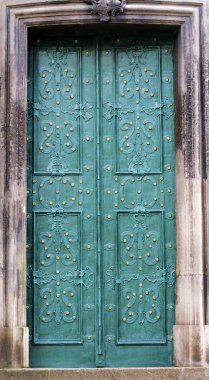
[0,368,209,380]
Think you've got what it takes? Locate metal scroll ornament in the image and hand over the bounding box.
[85,0,126,22]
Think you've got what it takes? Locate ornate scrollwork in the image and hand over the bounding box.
[85,0,126,22]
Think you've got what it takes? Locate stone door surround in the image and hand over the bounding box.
[0,0,209,369]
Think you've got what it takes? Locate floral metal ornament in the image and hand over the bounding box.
[85,0,126,22]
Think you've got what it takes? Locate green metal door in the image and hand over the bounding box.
[27,35,175,368]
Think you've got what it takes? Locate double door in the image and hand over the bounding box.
[27,35,176,367]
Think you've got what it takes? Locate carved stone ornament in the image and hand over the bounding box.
[85,0,126,22]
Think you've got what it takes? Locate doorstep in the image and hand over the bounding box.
[0,368,209,380]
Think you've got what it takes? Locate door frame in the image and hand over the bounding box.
[0,0,209,368]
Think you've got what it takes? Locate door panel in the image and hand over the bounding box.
[100,38,175,366]
[28,39,98,367]
[27,35,175,367]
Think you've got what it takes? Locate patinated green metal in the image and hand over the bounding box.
[27,35,175,367]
